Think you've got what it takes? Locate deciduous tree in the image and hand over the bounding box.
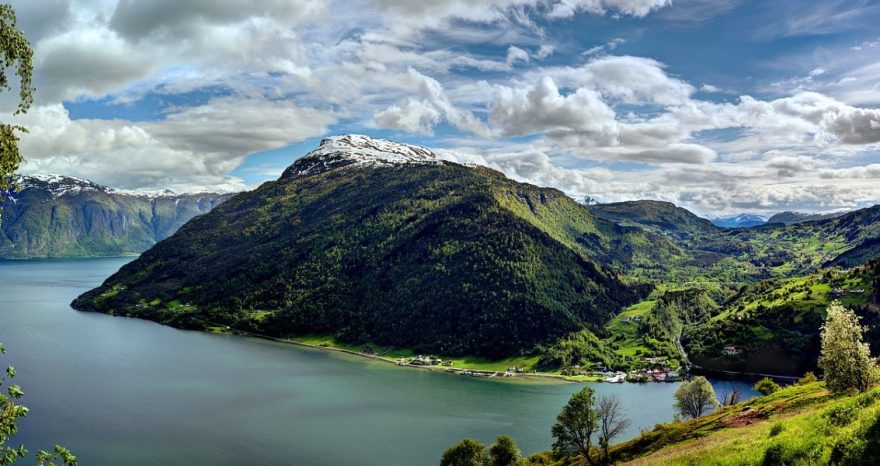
[441,438,487,466]
[488,435,520,466]
[819,302,876,393]
[552,386,598,464]
[673,376,719,419]
[0,3,35,211]
[596,394,629,464]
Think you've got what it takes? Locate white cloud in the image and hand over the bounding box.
[15,99,335,192]
[547,0,672,19]
[506,46,531,66]
[374,99,442,135]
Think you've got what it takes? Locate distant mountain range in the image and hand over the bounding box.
[0,174,231,258]
[711,214,768,228]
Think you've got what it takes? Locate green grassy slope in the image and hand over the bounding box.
[612,382,880,466]
[683,261,880,375]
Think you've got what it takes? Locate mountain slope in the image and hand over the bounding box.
[0,175,229,258]
[768,210,847,225]
[588,200,717,239]
[73,135,649,358]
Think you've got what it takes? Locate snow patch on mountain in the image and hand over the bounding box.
[282,134,445,180]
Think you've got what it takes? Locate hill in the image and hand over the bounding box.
[608,382,880,465]
[682,260,880,375]
[587,200,717,240]
[768,210,848,225]
[0,175,230,258]
[72,135,657,358]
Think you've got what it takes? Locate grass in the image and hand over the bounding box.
[605,300,658,358]
[611,382,880,466]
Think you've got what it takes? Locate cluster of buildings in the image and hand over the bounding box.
[401,355,451,366]
[830,288,865,297]
[564,358,683,383]
[620,315,644,323]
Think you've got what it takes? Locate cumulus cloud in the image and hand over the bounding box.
[15,99,335,192]
[374,99,442,134]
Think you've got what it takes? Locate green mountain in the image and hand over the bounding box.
[588,200,717,240]
[1,175,229,258]
[73,135,662,358]
[768,210,848,225]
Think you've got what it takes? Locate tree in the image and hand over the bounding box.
[488,435,520,466]
[717,384,742,406]
[673,377,719,419]
[818,301,876,393]
[753,377,780,396]
[596,394,629,464]
[552,386,598,464]
[441,439,487,466]
[1,343,76,466]
[0,3,35,209]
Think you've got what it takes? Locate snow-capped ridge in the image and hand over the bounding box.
[282,134,444,180]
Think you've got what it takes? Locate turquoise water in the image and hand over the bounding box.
[0,258,756,465]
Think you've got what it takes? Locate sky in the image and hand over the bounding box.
[6,0,880,216]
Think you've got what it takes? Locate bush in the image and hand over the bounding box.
[753,377,780,396]
[795,371,817,385]
[441,439,487,466]
[769,423,784,437]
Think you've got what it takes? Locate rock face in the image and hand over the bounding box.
[0,175,231,258]
[73,134,650,358]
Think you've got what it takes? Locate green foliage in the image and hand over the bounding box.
[441,439,487,466]
[819,301,876,393]
[551,386,598,461]
[0,343,75,466]
[796,371,817,385]
[673,376,719,419]
[488,435,521,466]
[683,264,879,376]
[0,3,34,213]
[768,422,783,437]
[753,377,781,396]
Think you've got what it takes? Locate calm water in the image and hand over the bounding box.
[0,258,757,465]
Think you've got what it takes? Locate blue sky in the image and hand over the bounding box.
[7,0,880,215]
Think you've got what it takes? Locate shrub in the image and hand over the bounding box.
[769,423,784,437]
[795,371,817,385]
[753,377,781,396]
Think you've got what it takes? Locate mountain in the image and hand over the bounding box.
[711,214,767,228]
[0,174,230,258]
[767,210,848,225]
[73,135,654,358]
[588,200,717,240]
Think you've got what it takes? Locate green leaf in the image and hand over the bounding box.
[7,383,23,399]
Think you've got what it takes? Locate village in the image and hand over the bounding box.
[392,351,683,383]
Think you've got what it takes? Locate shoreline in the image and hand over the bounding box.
[207,322,584,384]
